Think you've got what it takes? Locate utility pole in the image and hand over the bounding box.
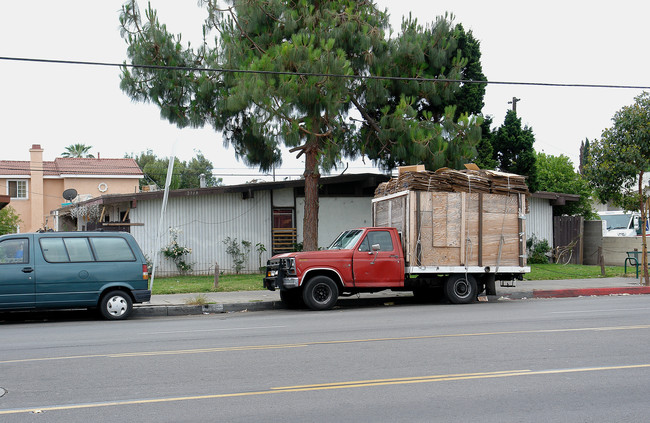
[508,97,521,112]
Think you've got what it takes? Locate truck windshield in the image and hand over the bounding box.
[602,214,631,230]
[327,230,363,250]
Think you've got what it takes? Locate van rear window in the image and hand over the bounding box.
[90,237,136,261]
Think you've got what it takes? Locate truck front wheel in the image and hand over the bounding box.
[444,274,477,304]
[302,276,339,311]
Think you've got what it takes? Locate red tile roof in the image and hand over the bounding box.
[53,158,143,175]
[0,158,143,177]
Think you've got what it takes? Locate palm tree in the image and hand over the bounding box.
[62,144,95,158]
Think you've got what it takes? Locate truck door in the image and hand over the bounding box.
[352,229,403,287]
[0,236,35,310]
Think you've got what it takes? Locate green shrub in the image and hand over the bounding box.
[527,235,551,264]
[223,237,251,274]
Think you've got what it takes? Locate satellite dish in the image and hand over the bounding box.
[62,188,78,201]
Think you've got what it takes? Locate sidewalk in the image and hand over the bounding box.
[133,277,650,317]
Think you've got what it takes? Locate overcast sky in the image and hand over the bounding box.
[1,1,649,184]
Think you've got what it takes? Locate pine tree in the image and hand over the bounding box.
[578,138,590,175]
[473,116,497,169]
[492,110,538,191]
[119,2,485,249]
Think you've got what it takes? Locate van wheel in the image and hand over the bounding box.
[302,276,339,311]
[99,290,133,320]
[444,275,477,304]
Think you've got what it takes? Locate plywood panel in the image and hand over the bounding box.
[422,246,461,266]
[483,193,519,214]
[464,193,481,265]
[432,192,462,247]
[481,214,520,266]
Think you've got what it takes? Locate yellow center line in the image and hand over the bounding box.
[2,364,650,416]
[271,369,532,390]
[1,324,649,364]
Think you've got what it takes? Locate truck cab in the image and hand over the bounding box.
[598,211,644,237]
[264,227,405,310]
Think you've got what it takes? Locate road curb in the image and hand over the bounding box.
[133,286,650,317]
[133,296,421,316]
[533,286,650,298]
[133,303,226,317]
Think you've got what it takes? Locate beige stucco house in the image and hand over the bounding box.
[0,144,143,232]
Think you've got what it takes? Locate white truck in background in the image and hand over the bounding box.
[598,211,644,237]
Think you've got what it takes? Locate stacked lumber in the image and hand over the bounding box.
[375,168,529,197]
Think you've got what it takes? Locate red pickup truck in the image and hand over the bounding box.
[263,226,525,310]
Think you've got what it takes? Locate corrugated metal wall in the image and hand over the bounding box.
[295,196,374,249]
[131,191,272,276]
[526,196,554,248]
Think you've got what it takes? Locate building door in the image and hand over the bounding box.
[272,209,296,254]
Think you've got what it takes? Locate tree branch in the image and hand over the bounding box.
[226,6,267,54]
[350,95,381,133]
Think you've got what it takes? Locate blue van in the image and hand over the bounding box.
[0,231,151,320]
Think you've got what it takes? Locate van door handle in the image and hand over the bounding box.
[22,267,34,273]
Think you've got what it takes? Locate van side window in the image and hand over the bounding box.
[0,238,29,264]
[90,237,135,261]
[64,238,93,262]
[40,238,70,262]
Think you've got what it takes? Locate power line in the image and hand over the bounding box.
[2,56,650,90]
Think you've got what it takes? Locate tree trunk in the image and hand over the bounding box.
[302,145,320,251]
[639,174,649,286]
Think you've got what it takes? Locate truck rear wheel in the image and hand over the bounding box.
[302,276,339,311]
[444,274,477,304]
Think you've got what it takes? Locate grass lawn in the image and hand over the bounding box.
[151,273,265,295]
[525,264,627,280]
[150,264,632,294]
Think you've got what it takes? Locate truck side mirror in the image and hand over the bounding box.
[370,244,381,264]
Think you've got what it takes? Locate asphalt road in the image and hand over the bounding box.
[2,296,650,422]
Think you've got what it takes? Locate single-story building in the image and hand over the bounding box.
[526,191,581,248]
[58,173,391,276]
